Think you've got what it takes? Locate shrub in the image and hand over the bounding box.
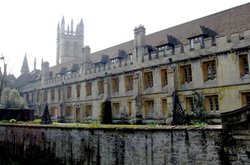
[0,120,9,123]
[34,119,41,124]
[9,119,17,123]
[100,100,112,124]
[52,122,59,126]
[0,87,26,108]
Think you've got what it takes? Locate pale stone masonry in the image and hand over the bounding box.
[17,3,250,123]
[0,124,233,164]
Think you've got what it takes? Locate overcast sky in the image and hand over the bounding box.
[0,0,249,77]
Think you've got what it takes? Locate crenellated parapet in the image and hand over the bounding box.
[19,29,250,94]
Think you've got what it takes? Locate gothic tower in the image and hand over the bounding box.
[56,16,84,64]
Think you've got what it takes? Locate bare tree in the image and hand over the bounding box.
[0,54,7,102]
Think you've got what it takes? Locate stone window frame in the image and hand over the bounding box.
[241,92,250,107]
[51,89,55,101]
[85,104,92,117]
[189,36,205,50]
[49,107,57,117]
[239,54,249,77]
[112,77,119,93]
[160,68,168,87]
[143,71,154,89]
[98,80,104,95]
[112,102,120,117]
[58,88,61,100]
[180,64,192,84]
[76,84,81,98]
[85,82,92,97]
[144,100,154,118]
[37,92,40,103]
[186,96,195,113]
[31,93,34,103]
[125,75,133,92]
[64,41,70,57]
[127,101,132,117]
[67,86,72,99]
[65,106,73,117]
[161,98,167,116]
[44,90,48,102]
[202,60,217,82]
[26,94,29,103]
[190,38,195,50]
[204,95,219,113]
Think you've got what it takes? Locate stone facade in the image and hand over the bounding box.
[0,125,225,164]
[18,3,250,123]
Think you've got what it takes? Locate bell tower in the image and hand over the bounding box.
[56,16,84,64]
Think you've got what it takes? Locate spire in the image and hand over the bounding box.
[61,16,65,24]
[34,58,36,70]
[80,18,83,26]
[21,53,30,75]
[79,18,84,36]
[57,22,60,35]
[67,24,70,34]
[76,23,79,34]
[61,16,65,33]
[71,19,73,34]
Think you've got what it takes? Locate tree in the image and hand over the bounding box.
[0,87,25,109]
[100,100,112,124]
[0,54,7,102]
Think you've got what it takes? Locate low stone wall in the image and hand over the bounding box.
[0,124,230,165]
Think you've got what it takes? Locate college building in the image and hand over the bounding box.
[16,3,250,123]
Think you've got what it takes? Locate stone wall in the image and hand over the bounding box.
[0,124,233,165]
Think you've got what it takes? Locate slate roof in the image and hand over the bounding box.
[20,3,250,81]
[88,3,250,64]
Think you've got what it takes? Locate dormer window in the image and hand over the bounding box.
[128,54,133,59]
[189,36,204,50]
[199,36,205,48]
[189,25,217,50]
[190,39,194,49]
[111,59,118,64]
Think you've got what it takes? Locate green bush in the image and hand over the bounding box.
[52,122,59,126]
[9,119,17,123]
[0,120,9,123]
[190,122,207,126]
[100,100,112,124]
[34,119,41,124]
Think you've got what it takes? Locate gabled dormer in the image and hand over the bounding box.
[70,64,80,73]
[59,67,67,76]
[100,54,109,65]
[117,49,128,60]
[157,35,181,55]
[188,25,218,50]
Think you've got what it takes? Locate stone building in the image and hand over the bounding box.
[17,3,250,123]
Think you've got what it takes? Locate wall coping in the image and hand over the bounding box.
[0,123,222,131]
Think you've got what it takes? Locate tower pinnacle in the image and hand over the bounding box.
[34,58,36,70]
[71,19,73,34]
[21,53,30,75]
[57,17,84,64]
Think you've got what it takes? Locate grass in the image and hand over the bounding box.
[190,122,207,126]
[0,119,209,128]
